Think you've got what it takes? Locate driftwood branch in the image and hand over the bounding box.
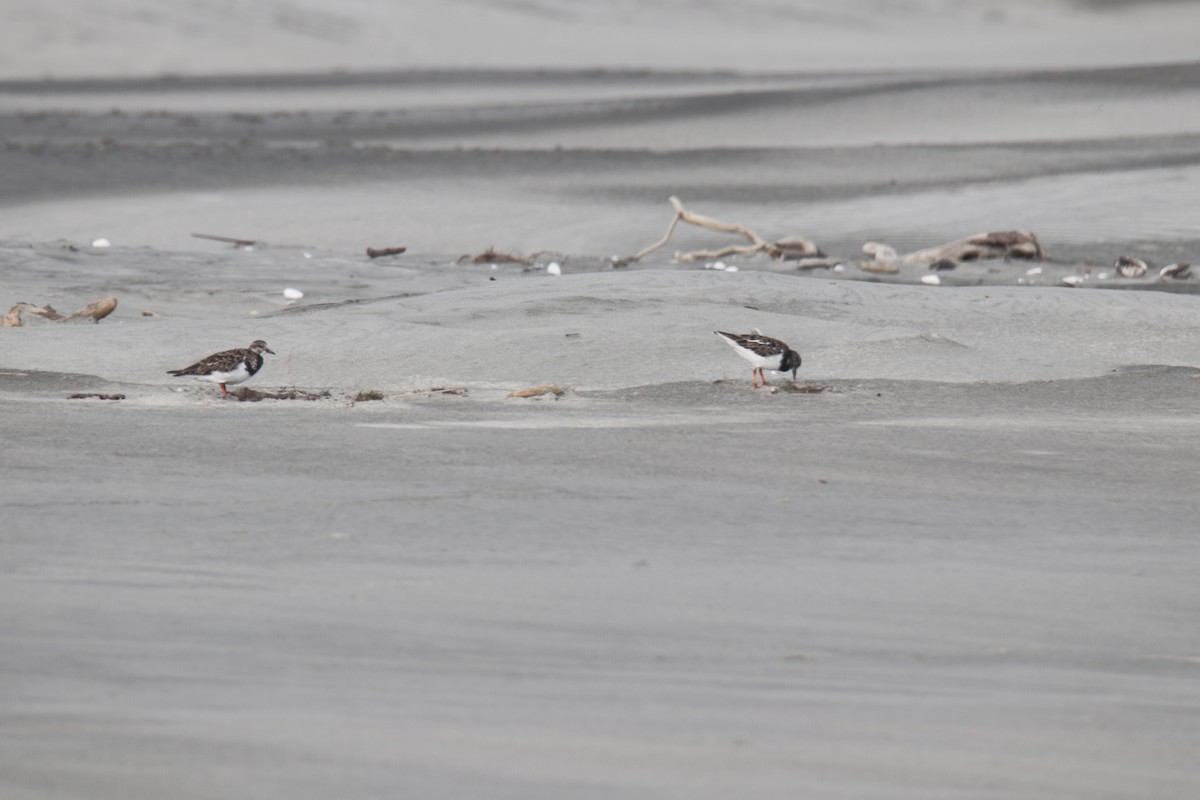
[366,246,407,259]
[508,384,566,398]
[192,232,259,247]
[630,196,820,263]
[3,296,118,327]
[899,230,1043,265]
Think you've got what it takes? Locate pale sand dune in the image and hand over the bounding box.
[4,263,1200,393]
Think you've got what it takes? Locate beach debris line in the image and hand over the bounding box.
[3,296,118,327]
[628,196,823,264]
[394,386,469,398]
[67,393,125,401]
[508,384,566,399]
[460,247,532,265]
[366,246,407,259]
[863,231,1044,272]
[352,389,386,402]
[774,382,831,394]
[231,387,331,402]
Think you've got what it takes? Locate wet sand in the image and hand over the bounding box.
[3,2,1200,798]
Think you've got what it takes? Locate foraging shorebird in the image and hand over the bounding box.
[714,330,802,388]
[167,339,275,395]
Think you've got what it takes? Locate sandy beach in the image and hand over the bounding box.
[3,2,1200,798]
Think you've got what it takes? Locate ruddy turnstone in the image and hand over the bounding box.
[167,339,275,395]
[714,330,801,388]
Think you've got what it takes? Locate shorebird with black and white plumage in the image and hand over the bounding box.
[167,339,275,395]
[714,330,801,388]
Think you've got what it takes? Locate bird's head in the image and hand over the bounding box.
[250,340,276,355]
[781,349,802,380]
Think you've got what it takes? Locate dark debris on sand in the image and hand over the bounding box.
[230,387,332,402]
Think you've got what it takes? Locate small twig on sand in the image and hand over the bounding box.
[392,386,469,398]
[366,246,407,259]
[628,196,821,263]
[3,296,118,327]
[192,232,260,247]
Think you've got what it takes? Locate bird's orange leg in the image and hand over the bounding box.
[751,369,760,388]
[220,383,228,395]
[758,368,771,387]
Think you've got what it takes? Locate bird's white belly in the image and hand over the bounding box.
[193,363,250,384]
[742,351,784,370]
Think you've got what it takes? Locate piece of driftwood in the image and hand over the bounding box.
[770,236,825,260]
[67,393,125,400]
[862,242,899,262]
[630,196,820,263]
[192,232,259,247]
[792,257,843,271]
[893,231,1044,266]
[459,247,531,265]
[507,384,565,398]
[366,246,407,259]
[3,296,118,327]
[857,260,900,275]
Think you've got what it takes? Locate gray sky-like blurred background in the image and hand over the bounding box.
[3,0,1199,78]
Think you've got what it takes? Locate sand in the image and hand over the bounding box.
[3,2,1200,798]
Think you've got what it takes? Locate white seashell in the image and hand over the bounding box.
[1160,262,1192,280]
[833,264,846,273]
[91,238,111,248]
[248,309,260,316]
[712,261,727,270]
[1025,266,1043,276]
[283,287,304,300]
[1060,275,1084,287]
[242,245,255,253]
[1097,272,1110,280]
[724,265,738,272]
[920,274,941,286]
[546,262,562,276]
[303,252,313,259]
[1114,256,1148,278]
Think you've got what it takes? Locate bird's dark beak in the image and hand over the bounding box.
[266,347,276,355]
[791,368,798,381]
